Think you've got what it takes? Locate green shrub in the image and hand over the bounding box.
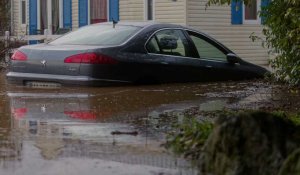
[207,0,300,86]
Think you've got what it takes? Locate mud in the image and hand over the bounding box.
[0,72,299,175]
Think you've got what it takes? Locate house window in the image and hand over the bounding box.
[52,0,60,34]
[145,0,154,20]
[21,0,26,25]
[90,0,107,24]
[243,0,261,24]
[39,0,48,34]
[37,0,64,35]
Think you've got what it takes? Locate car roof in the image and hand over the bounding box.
[95,21,185,29]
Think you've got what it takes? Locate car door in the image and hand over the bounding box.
[144,29,212,83]
[185,30,247,81]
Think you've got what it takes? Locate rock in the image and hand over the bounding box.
[198,112,300,175]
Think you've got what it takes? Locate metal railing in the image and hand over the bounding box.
[1,29,62,62]
[0,29,61,43]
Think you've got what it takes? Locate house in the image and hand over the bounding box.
[10,0,270,65]
[10,0,119,35]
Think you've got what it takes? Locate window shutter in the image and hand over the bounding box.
[109,0,119,22]
[261,0,270,24]
[79,0,88,27]
[231,1,243,25]
[29,0,38,44]
[63,0,72,29]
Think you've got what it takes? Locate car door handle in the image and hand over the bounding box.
[205,65,213,68]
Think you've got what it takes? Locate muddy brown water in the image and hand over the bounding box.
[0,71,299,175]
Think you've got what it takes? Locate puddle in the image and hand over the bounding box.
[1,73,300,175]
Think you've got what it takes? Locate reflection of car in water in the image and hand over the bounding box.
[9,93,96,121]
[7,22,268,86]
[7,91,196,173]
[7,82,232,132]
[8,85,229,144]
[8,92,120,139]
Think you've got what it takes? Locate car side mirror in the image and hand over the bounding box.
[227,53,240,64]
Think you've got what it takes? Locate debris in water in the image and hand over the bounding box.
[111,130,138,136]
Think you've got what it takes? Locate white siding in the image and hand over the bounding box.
[155,0,186,25]
[119,0,186,24]
[11,0,19,36]
[119,0,144,21]
[72,0,79,30]
[187,0,269,65]
[12,0,29,36]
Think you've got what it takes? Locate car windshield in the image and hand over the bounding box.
[50,24,142,45]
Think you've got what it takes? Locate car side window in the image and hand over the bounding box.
[146,29,189,57]
[188,32,227,61]
[147,37,160,54]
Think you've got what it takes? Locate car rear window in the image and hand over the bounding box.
[50,24,141,46]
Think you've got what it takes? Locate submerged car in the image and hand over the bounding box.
[7,22,268,86]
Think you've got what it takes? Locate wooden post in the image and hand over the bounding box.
[4,31,10,47]
[44,29,49,43]
[4,31,10,62]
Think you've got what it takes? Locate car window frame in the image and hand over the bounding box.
[145,28,195,58]
[184,30,231,63]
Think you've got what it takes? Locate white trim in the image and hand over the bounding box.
[153,0,155,21]
[88,0,91,25]
[59,0,63,28]
[243,0,261,24]
[37,0,41,30]
[107,0,110,21]
[47,0,52,34]
[143,0,146,20]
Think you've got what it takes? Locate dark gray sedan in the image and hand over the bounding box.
[7,22,268,86]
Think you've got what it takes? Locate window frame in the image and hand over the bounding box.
[186,30,229,62]
[19,0,27,26]
[185,29,235,63]
[88,0,109,25]
[145,28,194,58]
[243,0,261,24]
[36,0,64,35]
[145,28,234,62]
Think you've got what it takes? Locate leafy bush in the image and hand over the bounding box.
[272,111,300,126]
[207,0,300,86]
[262,0,300,85]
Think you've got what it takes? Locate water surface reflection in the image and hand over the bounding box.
[1,73,285,175]
[5,80,234,174]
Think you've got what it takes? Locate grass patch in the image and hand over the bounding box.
[165,117,213,159]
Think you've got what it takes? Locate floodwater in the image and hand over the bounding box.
[0,71,299,175]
